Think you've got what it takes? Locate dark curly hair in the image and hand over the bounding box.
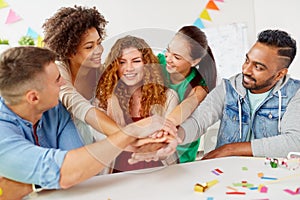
[42,5,107,62]
[258,29,296,68]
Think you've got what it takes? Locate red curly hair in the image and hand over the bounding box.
[96,36,167,121]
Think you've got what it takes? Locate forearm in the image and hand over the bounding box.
[60,132,135,189]
[0,177,32,200]
[202,142,253,160]
[167,87,207,126]
[85,107,120,136]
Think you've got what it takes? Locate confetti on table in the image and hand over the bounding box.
[242,166,248,171]
[261,176,277,180]
[0,187,2,196]
[257,172,264,177]
[226,186,238,191]
[194,179,219,192]
[284,187,300,195]
[226,191,246,195]
[211,168,223,175]
[233,181,254,188]
[258,185,268,193]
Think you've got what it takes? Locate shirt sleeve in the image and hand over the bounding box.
[0,129,67,189]
[57,61,94,122]
[164,89,179,116]
[0,103,84,189]
[180,80,225,145]
[54,102,85,150]
[251,88,300,157]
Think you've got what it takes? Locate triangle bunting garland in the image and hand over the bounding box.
[200,9,212,21]
[206,0,219,10]
[5,9,22,24]
[193,18,205,29]
[0,0,8,9]
[194,0,224,28]
[26,27,39,39]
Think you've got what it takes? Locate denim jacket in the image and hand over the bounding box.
[217,76,300,148]
[181,73,300,157]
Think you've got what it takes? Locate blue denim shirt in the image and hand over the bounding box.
[0,97,84,189]
[216,77,300,148]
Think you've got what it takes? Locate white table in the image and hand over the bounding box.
[32,157,300,200]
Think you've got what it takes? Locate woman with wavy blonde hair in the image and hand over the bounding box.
[96,35,179,173]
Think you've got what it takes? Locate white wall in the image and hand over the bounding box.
[0,0,299,78]
[253,0,300,79]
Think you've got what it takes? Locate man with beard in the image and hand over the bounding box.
[130,29,300,163]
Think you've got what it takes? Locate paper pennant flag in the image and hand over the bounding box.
[200,9,212,21]
[0,0,8,9]
[5,9,22,24]
[206,0,219,10]
[37,35,44,47]
[193,18,205,29]
[26,27,39,39]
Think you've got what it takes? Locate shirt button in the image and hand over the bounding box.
[268,113,273,119]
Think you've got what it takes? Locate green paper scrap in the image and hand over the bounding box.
[242,166,248,171]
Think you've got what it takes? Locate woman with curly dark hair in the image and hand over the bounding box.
[42,5,121,145]
[96,35,179,173]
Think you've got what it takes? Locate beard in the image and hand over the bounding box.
[242,74,276,92]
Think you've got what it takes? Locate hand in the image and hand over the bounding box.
[123,115,177,138]
[201,142,253,160]
[128,135,182,164]
[0,177,32,200]
[131,135,172,153]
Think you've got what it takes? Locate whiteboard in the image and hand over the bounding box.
[203,23,249,82]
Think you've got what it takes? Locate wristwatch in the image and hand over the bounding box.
[32,184,43,193]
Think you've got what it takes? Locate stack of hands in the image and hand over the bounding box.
[127,117,182,164]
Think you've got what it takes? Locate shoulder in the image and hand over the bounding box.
[166,88,178,97]
[56,61,71,78]
[44,101,71,118]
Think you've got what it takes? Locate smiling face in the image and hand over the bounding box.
[165,35,193,76]
[70,27,103,69]
[242,42,288,94]
[117,47,145,88]
[165,34,201,80]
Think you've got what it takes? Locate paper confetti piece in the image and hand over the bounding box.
[5,9,22,24]
[211,168,223,175]
[226,191,246,195]
[242,166,248,171]
[227,186,238,191]
[284,187,300,195]
[258,185,268,193]
[0,187,2,196]
[257,172,264,177]
[261,176,277,180]
[249,187,258,190]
